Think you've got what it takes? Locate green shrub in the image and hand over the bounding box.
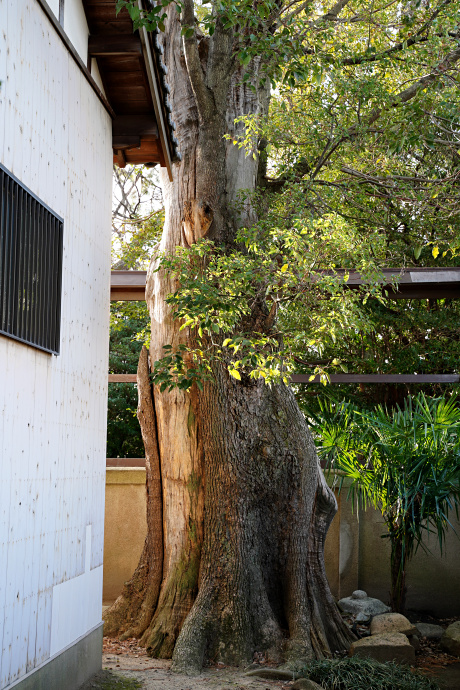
[307,393,460,612]
[301,657,439,690]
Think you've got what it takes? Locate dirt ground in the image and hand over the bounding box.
[90,635,460,690]
[100,639,296,690]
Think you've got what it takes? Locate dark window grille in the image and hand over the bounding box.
[0,163,63,355]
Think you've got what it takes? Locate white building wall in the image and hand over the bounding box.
[64,0,90,64]
[46,0,60,18]
[0,1,112,687]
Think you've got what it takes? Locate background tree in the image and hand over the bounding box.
[104,0,460,672]
[308,394,460,613]
[108,166,163,458]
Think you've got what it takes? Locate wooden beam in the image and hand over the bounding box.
[109,374,137,383]
[111,270,146,300]
[107,458,146,467]
[115,149,127,168]
[88,34,143,57]
[110,268,460,302]
[112,115,159,138]
[291,374,460,384]
[112,135,141,150]
[139,20,174,182]
[108,373,459,384]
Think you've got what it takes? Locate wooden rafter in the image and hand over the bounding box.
[81,0,176,176]
[88,34,143,57]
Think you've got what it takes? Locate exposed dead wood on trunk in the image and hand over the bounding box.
[103,347,163,639]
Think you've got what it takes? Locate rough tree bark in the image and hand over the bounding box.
[104,2,354,671]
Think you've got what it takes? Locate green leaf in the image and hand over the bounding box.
[181,26,195,38]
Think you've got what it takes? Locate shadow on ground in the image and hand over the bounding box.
[434,662,460,690]
[79,670,142,690]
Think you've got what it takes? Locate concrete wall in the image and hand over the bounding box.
[324,484,460,617]
[104,468,460,617]
[103,469,147,604]
[0,1,112,687]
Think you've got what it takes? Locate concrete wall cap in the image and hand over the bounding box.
[106,468,146,484]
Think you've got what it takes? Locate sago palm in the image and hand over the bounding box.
[308,393,460,612]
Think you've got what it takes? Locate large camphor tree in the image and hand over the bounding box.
[104,0,460,672]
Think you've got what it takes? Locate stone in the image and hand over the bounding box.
[245,667,298,680]
[352,590,368,600]
[370,613,418,637]
[408,634,421,651]
[292,680,324,690]
[415,622,445,640]
[441,621,460,657]
[355,612,371,624]
[338,592,390,617]
[349,632,416,664]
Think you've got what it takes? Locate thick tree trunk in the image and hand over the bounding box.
[104,5,354,670]
[172,370,353,672]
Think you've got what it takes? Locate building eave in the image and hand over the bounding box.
[82,0,178,174]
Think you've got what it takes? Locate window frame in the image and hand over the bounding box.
[0,162,64,355]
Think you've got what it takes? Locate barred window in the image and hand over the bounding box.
[0,164,63,355]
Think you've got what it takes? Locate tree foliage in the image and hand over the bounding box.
[114,0,460,389]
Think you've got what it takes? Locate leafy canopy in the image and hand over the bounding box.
[116,0,460,390]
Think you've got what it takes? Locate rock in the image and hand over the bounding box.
[245,667,298,680]
[415,622,445,640]
[355,612,371,624]
[408,634,421,651]
[338,591,390,617]
[349,632,416,664]
[370,613,417,637]
[352,590,368,600]
[441,621,460,657]
[292,680,324,690]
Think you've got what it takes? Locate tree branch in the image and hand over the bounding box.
[321,0,353,21]
[299,1,456,66]
[267,43,460,190]
[282,0,353,30]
